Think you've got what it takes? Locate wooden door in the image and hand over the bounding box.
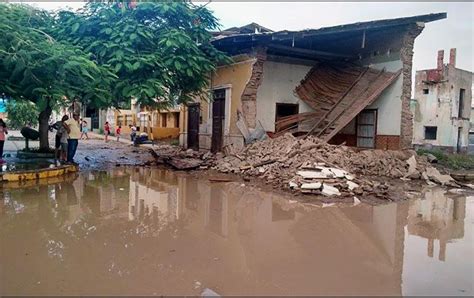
[211,89,226,153]
[356,109,377,148]
[187,103,200,150]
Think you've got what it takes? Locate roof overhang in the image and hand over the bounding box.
[212,13,447,62]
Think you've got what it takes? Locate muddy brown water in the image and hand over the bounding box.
[0,167,472,296]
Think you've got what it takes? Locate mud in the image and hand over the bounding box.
[0,167,472,296]
[72,139,154,170]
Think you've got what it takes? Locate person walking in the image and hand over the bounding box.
[65,113,81,163]
[81,120,89,140]
[116,125,122,142]
[104,121,111,142]
[0,119,8,163]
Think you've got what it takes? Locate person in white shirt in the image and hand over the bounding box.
[64,113,81,163]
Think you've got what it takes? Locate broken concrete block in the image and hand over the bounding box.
[353,197,361,206]
[405,155,417,178]
[327,168,348,178]
[425,153,438,163]
[289,181,299,189]
[347,181,359,190]
[321,184,341,196]
[297,170,330,179]
[345,174,355,180]
[301,182,322,190]
[425,166,454,185]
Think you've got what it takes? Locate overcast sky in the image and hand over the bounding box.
[28,1,474,72]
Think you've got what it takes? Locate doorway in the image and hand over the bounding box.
[275,103,299,132]
[356,109,377,148]
[187,103,200,150]
[211,89,226,153]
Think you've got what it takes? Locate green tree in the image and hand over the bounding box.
[5,100,39,129]
[0,2,228,150]
[54,1,229,108]
[0,4,116,150]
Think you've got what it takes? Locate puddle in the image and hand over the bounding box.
[0,167,472,296]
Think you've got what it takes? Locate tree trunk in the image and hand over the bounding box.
[38,102,52,151]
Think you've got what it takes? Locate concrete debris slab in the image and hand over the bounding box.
[301,182,322,190]
[345,174,355,180]
[425,166,454,185]
[347,181,359,190]
[297,170,330,179]
[321,184,341,196]
[353,197,361,205]
[405,155,418,178]
[289,181,298,189]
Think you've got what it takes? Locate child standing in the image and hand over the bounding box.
[104,121,111,142]
[116,125,122,142]
[81,120,89,140]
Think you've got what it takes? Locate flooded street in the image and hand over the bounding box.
[0,167,472,296]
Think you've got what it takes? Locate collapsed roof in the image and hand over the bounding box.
[212,13,446,61]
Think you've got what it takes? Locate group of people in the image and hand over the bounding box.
[0,114,149,164]
[103,121,122,142]
[53,113,81,163]
[103,122,139,143]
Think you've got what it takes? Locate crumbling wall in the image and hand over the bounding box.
[241,47,267,128]
[255,60,313,132]
[412,50,473,152]
[400,24,424,149]
[179,59,254,150]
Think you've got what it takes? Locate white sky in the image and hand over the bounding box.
[25,1,474,72]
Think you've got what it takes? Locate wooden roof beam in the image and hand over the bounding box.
[267,44,354,60]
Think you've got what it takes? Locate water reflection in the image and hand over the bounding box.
[0,168,472,296]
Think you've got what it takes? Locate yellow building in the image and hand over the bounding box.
[106,99,181,140]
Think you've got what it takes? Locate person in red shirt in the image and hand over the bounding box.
[104,122,111,142]
[116,125,121,142]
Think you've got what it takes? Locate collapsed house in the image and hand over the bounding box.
[412,49,473,153]
[179,13,447,152]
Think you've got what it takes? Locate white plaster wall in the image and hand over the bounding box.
[365,59,403,135]
[256,61,312,132]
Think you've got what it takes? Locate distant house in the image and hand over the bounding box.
[412,49,473,153]
[93,99,181,140]
[179,13,446,152]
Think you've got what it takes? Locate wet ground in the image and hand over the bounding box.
[3,136,155,172]
[0,167,472,296]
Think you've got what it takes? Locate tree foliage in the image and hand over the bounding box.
[5,100,39,129]
[0,4,116,112]
[54,1,230,108]
[0,4,116,148]
[0,1,228,148]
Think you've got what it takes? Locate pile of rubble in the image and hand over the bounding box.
[148,144,215,170]
[211,134,456,199]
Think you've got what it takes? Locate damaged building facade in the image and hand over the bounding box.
[412,49,473,153]
[179,13,446,152]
